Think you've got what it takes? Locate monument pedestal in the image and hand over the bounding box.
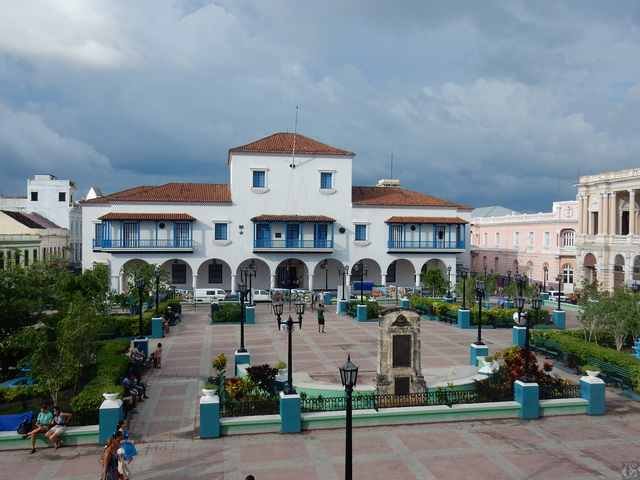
[457,309,470,329]
[512,326,526,347]
[552,310,566,329]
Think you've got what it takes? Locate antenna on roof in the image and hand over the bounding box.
[289,105,299,169]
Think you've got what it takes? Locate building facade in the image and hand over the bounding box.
[0,175,82,267]
[470,201,578,293]
[0,210,69,268]
[81,133,472,294]
[576,168,640,291]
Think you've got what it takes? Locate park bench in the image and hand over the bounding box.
[586,356,633,390]
[0,425,98,450]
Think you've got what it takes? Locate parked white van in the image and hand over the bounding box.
[194,288,226,303]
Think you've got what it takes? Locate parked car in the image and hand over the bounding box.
[547,290,567,302]
[251,289,271,302]
[0,376,36,388]
[194,288,227,303]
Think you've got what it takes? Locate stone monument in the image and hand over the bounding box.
[376,308,426,395]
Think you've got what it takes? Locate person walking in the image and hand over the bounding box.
[317,302,326,333]
[100,432,122,480]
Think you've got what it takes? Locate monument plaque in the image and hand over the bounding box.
[377,308,426,394]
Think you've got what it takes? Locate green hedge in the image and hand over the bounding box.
[212,303,242,323]
[346,300,380,319]
[70,338,130,421]
[100,300,173,338]
[410,295,549,328]
[532,330,640,392]
[0,384,48,404]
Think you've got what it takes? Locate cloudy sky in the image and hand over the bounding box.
[1,1,640,211]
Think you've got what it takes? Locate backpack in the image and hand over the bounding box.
[17,418,33,435]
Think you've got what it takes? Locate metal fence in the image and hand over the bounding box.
[221,398,280,417]
[301,390,481,413]
[538,383,581,400]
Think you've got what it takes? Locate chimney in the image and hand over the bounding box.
[376,179,401,187]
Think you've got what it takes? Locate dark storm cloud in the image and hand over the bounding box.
[1,1,639,210]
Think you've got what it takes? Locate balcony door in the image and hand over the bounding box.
[314,224,328,248]
[174,222,191,248]
[389,224,404,248]
[286,224,300,248]
[256,223,271,248]
[435,225,446,248]
[123,222,139,248]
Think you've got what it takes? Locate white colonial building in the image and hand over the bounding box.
[576,167,640,291]
[81,133,472,294]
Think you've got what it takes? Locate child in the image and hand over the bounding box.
[153,343,163,368]
[317,303,326,333]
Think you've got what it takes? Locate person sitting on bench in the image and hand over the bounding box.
[25,403,53,454]
[45,406,71,449]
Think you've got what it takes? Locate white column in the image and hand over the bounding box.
[270,274,276,290]
[602,193,609,235]
[381,274,387,286]
[111,275,120,293]
[192,274,198,292]
[630,190,636,236]
[610,192,617,234]
[599,193,605,236]
[415,274,421,288]
[231,274,237,294]
[578,195,585,234]
[308,273,314,291]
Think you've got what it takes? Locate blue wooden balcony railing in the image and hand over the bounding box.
[93,238,193,249]
[254,239,334,249]
[387,240,465,249]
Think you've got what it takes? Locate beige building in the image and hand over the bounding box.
[576,167,640,291]
[0,210,68,268]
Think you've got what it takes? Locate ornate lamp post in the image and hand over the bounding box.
[154,267,161,314]
[237,277,249,353]
[136,277,145,337]
[515,272,526,332]
[460,268,468,309]
[338,264,349,301]
[543,264,548,293]
[339,354,359,480]
[527,293,542,381]
[273,299,303,394]
[355,261,367,303]
[475,280,485,345]
[447,265,452,298]
[556,255,563,311]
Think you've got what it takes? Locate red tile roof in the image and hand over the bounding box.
[2,210,44,229]
[81,183,231,204]
[251,214,335,223]
[352,186,471,209]
[99,213,195,221]
[229,132,354,157]
[386,216,468,224]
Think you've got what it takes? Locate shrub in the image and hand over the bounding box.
[246,364,278,394]
[70,339,130,420]
[347,300,380,319]
[532,330,640,392]
[213,303,242,323]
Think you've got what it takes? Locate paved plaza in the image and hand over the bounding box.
[0,304,634,480]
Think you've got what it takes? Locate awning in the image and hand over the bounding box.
[251,215,335,223]
[98,213,195,221]
[385,216,468,224]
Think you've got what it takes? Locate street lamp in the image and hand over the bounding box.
[241,261,256,306]
[136,277,145,337]
[460,268,468,309]
[154,267,161,314]
[339,354,359,480]
[273,299,303,394]
[355,261,367,303]
[475,280,485,345]
[321,260,329,291]
[338,264,349,301]
[556,256,563,311]
[447,265,452,299]
[543,264,548,293]
[527,293,542,382]
[237,278,249,353]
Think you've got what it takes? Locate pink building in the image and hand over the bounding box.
[470,201,578,293]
